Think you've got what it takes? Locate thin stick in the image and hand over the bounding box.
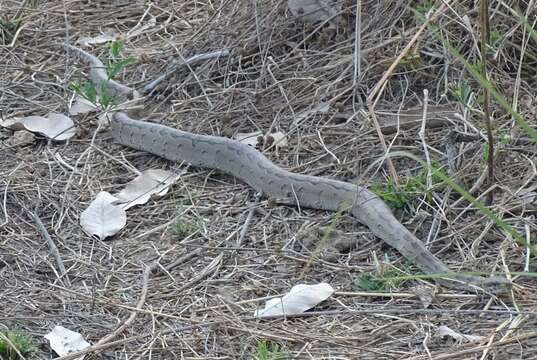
[237,192,262,246]
[95,264,151,346]
[31,212,71,287]
[419,89,432,189]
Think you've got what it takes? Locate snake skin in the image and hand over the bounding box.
[65,43,510,293]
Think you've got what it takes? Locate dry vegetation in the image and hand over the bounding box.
[1,0,537,358]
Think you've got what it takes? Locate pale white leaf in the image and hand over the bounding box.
[69,96,98,115]
[1,113,76,141]
[44,326,91,360]
[78,31,118,47]
[80,191,126,239]
[437,325,484,343]
[255,283,334,318]
[270,131,288,149]
[234,131,262,147]
[114,169,180,210]
[288,0,340,25]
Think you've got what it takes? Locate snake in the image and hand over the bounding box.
[64,44,510,293]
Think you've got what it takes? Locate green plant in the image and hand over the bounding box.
[174,216,205,238]
[415,0,435,16]
[106,40,136,79]
[382,151,534,254]
[0,330,35,359]
[355,261,415,291]
[371,163,444,210]
[0,16,20,45]
[70,40,135,110]
[449,82,472,107]
[416,10,537,144]
[255,340,288,360]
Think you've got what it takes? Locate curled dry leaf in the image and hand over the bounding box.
[255,283,334,318]
[80,191,126,240]
[114,169,181,210]
[44,325,91,360]
[437,325,484,343]
[1,113,76,141]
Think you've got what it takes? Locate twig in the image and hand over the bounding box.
[0,180,9,228]
[142,49,230,95]
[419,89,432,189]
[95,264,152,346]
[31,211,71,287]
[237,192,262,247]
[173,253,224,293]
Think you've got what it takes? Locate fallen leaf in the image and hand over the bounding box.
[80,191,126,239]
[255,283,334,318]
[235,131,263,147]
[114,169,181,210]
[1,113,76,141]
[437,325,484,343]
[69,96,98,116]
[288,0,340,25]
[269,131,288,150]
[44,326,91,360]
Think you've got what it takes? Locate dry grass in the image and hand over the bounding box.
[1,0,537,358]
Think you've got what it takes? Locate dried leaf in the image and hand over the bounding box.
[69,96,98,116]
[80,191,126,239]
[255,283,334,318]
[114,169,180,210]
[270,131,288,149]
[44,326,91,360]
[1,113,76,141]
[437,325,484,343]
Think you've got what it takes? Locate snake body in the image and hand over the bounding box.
[66,44,509,293]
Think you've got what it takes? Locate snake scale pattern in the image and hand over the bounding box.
[65,44,509,293]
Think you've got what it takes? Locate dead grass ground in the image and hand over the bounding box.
[1,0,537,359]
